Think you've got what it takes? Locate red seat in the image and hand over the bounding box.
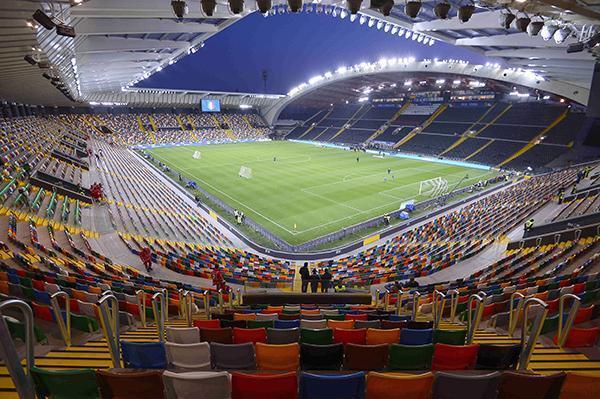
[573,306,594,324]
[547,299,559,314]
[32,303,53,322]
[432,343,479,370]
[200,327,233,344]
[233,327,267,344]
[194,319,221,329]
[345,313,368,321]
[124,302,140,316]
[556,327,600,348]
[573,283,586,294]
[333,328,367,345]
[231,372,298,399]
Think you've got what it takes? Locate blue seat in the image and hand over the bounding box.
[389,315,411,322]
[8,274,20,284]
[274,319,300,329]
[33,289,51,305]
[120,341,167,369]
[399,328,433,345]
[299,372,365,399]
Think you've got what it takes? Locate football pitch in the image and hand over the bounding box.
[146,141,497,245]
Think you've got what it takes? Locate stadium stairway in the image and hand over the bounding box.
[186,115,196,130]
[366,100,413,142]
[496,108,569,168]
[148,115,158,133]
[438,103,499,156]
[327,104,371,142]
[464,139,496,161]
[392,103,448,149]
[298,108,333,139]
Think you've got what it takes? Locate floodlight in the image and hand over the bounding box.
[229,0,244,14]
[554,26,572,44]
[257,0,272,13]
[527,20,544,36]
[288,0,302,12]
[56,24,76,37]
[405,0,421,19]
[379,0,394,16]
[458,4,475,23]
[515,15,530,32]
[498,10,515,29]
[33,9,56,30]
[540,23,558,41]
[171,0,188,18]
[347,0,362,14]
[201,0,217,16]
[434,1,451,20]
[24,55,37,65]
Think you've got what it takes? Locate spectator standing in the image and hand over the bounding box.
[299,262,310,293]
[139,247,153,272]
[321,269,332,293]
[310,269,320,293]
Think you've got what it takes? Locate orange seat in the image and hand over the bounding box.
[366,328,400,345]
[345,314,368,321]
[301,309,320,315]
[234,312,256,321]
[327,319,354,330]
[366,372,433,399]
[255,342,300,371]
[432,343,479,370]
[560,372,600,399]
[266,306,283,313]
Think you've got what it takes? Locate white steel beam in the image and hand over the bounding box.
[74,18,218,36]
[456,33,576,48]
[76,37,188,53]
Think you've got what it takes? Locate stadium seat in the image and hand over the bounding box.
[300,343,344,370]
[300,328,333,345]
[120,341,167,369]
[476,344,522,370]
[193,319,221,329]
[279,313,301,320]
[433,329,467,345]
[333,328,367,345]
[408,321,434,329]
[256,313,278,321]
[234,312,256,321]
[343,344,389,371]
[327,319,354,329]
[255,342,300,371]
[388,344,434,370]
[299,372,365,399]
[380,320,407,330]
[231,372,298,399]
[96,369,165,399]
[247,320,274,329]
[200,327,233,344]
[267,327,301,344]
[31,367,99,399]
[300,319,327,329]
[274,319,300,329]
[345,313,368,321]
[558,327,600,348]
[163,371,231,399]
[211,342,256,370]
[432,344,480,370]
[233,327,267,344]
[498,371,566,399]
[166,326,200,344]
[165,342,211,371]
[301,314,324,320]
[366,372,433,399]
[559,372,600,399]
[355,320,381,329]
[366,328,400,345]
[221,319,247,329]
[400,328,434,345]
[432,371,502,399]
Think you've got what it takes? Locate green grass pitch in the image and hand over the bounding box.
[147,141,497,245]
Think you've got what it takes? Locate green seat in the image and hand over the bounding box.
[585,281,597,291]
[20,277,32,288]
[300,328,333,345]
[71,314,99,332]
[21,285,35,300]
[433,329,467,345]
[540,314,559,335]
[247,320,273,329]
[456,302,467,316]
[547,282,559,290]
[324,314,345,321]
[282,309,299,315]
[31,366,100,399]
[6,318,47,343]
[388,343,434,370]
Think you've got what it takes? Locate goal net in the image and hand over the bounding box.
[239,166,253,179]
[419,177,448,197]
[192,151,201,160]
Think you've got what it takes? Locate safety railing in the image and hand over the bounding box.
[466,294,485,344]
[203,290,211,319]
[411,291,421,321]
[518,297,548,371]
[0,299,36,399]
[236,288,242,306]
[97,293,121,368]
[50,291,71,347]
[374,289,380,308]
[432,290,447,329]
[447,290,459,323]
[181,290,194,327]
[152,291,166,342]
[396,290,405,316]
[557,294,581,348]
[384,290,390,312]
[508,292,525,337]
[135,290,146,328]
[218,289,224,313]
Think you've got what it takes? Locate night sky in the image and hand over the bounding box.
[139,11,494,95]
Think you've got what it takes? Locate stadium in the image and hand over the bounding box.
[0,0,599,398]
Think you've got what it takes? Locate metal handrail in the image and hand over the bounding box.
[217,289,224,313]
[508,292,525,337]
[447,290,459,323]
[178,289,185,319]
[557,294,581,348]
[183,290,193,327]
[466,294,484,344]
[0,299,36,399]
[162,289,169,322]
[384,290,390,311]
[411,291,421,321]
[98,294,121,368]
[50,291,71,347]
[236,289,242,306]
[203,290,211,319]
[396,290,405,316]
[518,297,548,371]
[135,290,146,328]
[151,291,166,342]
[433,290,447,329]
[375,289,380,308]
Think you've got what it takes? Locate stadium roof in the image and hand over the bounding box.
[0,0,598,108]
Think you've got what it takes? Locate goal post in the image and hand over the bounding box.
[419,176,448,197]
[192,151,201,159]
[239,166,253,179]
